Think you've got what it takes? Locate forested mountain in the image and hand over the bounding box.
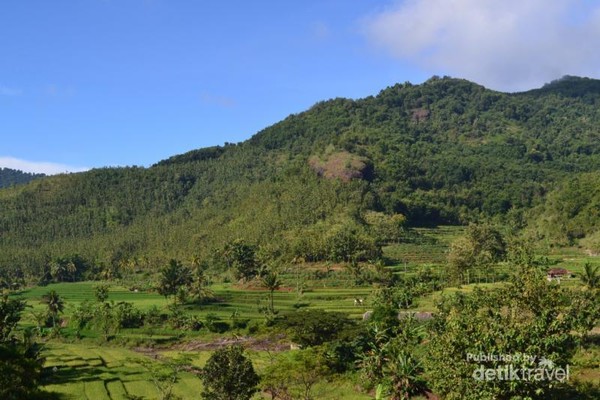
[0,167,44,188]
[2,76,600,274]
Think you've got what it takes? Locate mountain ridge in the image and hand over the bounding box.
[0,167,45,188]
[2,75,600,274]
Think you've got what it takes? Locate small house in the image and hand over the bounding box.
[546,268,571,282]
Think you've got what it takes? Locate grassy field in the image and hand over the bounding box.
[18,281,374,323]
[383,225,464,267]
[12,226,600,399]
[41,341,372,400]
[42,342,190,400]
[18,280,378,398]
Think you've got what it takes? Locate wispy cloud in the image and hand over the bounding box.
[0,86,22,96]
[44,84,76,98]
[363,0,600,92]
[0,157,89,175]
[311,21,331,41]
[200,92,236,108]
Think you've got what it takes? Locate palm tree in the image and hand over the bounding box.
[580,262,599,289]
[189,267,213,304]
[66,260,77,282]
[158,259,192,305]
[41,290,65,328]
[261,270,281,313]
[49,260,66,282]
[191,255,202,269]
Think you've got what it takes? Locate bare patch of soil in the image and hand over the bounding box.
[133,334,290,358]
[174,334,289,352]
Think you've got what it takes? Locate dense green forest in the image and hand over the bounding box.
[2,76,600,276]
[0,167,44,188]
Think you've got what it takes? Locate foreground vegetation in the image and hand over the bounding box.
[2,77,600,398]
[1,228,598,399]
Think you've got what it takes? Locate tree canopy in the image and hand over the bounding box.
[2,76,600,274]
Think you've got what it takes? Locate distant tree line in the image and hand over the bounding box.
[2,76,600,275]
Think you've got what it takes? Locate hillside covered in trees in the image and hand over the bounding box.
[2,75,600,276]
[0,167,44,188]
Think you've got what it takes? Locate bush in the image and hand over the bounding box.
[114,302,144,328]
[262,348,330,400]
[323,340,360,373]
[169,313,203,331]
[232,318,249,330]
[144,306,167,327]
[279,309,355,347]
[325,223,381,263]
[201,345,259,400]
[246,321,261,335]
[205,313,230,333]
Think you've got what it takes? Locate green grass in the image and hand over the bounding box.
[19,280,381,399]
[18,281,374,326]
[42,342,372,400]
[43,342,203,400]
[383,225,464,266]
[18,281,169,309]
[15,225,599,398]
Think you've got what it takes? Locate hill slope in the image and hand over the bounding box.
[0,167,44,188]
[2,76,600,274]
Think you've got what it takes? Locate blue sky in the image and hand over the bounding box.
[2,0,600,174]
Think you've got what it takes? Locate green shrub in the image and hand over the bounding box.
[205,313,230,333]
[279,309,355,347]
[144,305,167,327]
[114,302,144,328]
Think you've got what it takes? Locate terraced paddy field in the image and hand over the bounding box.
[42,342,372,400]
[12,226,599,398]
[383,225,464,266]
[18,282,374,324]
[42,342,208,400]
[43,343,185,400]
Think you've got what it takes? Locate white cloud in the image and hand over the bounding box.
[0,86,22,96]
[311,21,331,41]
[0,157,89,175]
[44,84,76,98]
[363,0,600,91]
[200,92,236,108]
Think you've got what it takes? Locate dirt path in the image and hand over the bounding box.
[173,334,289,352]
[133,333,290,358]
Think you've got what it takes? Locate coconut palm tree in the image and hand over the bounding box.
[49,260,66,282]
[66,260,77,282]
[260,269,281,313]
[41,290,64,328]
[580,262,599,289]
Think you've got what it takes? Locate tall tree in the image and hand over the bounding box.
[223,240,259,282]
[157,259,192,304]
[201,345,259,400]
[0,295,26,342]
[41,290,65,328]
[0,295,47,400]
[447,223,506,283]
[260,269,281,313]
[93,283,110,303]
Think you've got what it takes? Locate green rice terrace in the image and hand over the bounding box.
[4,226,599,400]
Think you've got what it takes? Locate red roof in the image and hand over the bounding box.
[547,268,570,277]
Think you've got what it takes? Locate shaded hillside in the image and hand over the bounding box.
[2,76,600,274]
[530,171,600,247]
[0,167,44,188]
